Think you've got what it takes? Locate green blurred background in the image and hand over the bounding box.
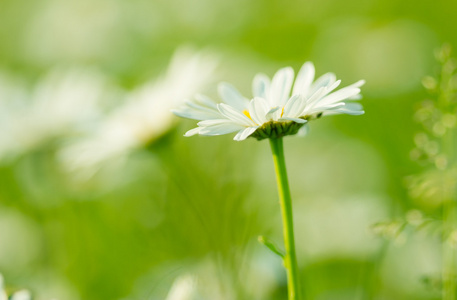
[0,0,456,299]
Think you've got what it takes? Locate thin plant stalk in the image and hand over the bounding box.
[443,201,456,300]
[269,137,301,300]
[441,59,456,300]
[443,117,456,300]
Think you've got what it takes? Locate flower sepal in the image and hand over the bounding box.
[250,119,307,140]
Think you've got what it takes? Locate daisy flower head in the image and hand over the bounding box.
[173,62,365,141]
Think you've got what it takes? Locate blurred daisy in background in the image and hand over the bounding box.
[164,274,198,300]
[0,68,108,163]
[9,290,32,300]
[0,274,31,300]
[125,254,279,300]
[0,272,64,300]
[58,47,218,181]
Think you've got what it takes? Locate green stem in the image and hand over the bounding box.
[442,82,456,299]
[443,201,456,300]
[269,137,301,300]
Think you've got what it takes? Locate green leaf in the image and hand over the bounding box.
[258,235,285,258]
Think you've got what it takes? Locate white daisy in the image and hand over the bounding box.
[58,47,217,180]
[173,62,365,141]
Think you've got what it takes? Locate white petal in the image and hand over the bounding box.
[171,93,221,121]
[194,94,217,108]
[292,62,315,96]
[266,106,281,121]
[327,79,341,93]
[217,103,254,126]
[199,123,245,136]
[301,80,341,112]
[323,110,364,116]
[345,102,364,111]
[348,94,363,100]
[297,123,309,136]
[282,95,302,118]
[218,82,249,111]
[197,119,234,126]
[233,126,259,141]
[184,127,202,136]
[318,87,361,106]
[298,86,327,116]
[248,97,268,125]
[269,67,294,107]
[172,108,221,121]
[279,117,307,123]
[347,79,365,89]
[252,73,270,99]
[307,102,345,114]
[323,102,364,116]
[345,80,365,100]
[185,100,219,114]
[308,72,336,96]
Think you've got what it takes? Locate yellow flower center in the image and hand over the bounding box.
[243,109,252,120]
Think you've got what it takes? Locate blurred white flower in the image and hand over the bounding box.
[0,274,6,300]
[173,62,364,141]
[126,258,241,300]
[0,271,69,300]
[0,68,107,162]
[10,290,32,300]
[0,274,31,300]
[165,274,197,300]
[58,47,217,180]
